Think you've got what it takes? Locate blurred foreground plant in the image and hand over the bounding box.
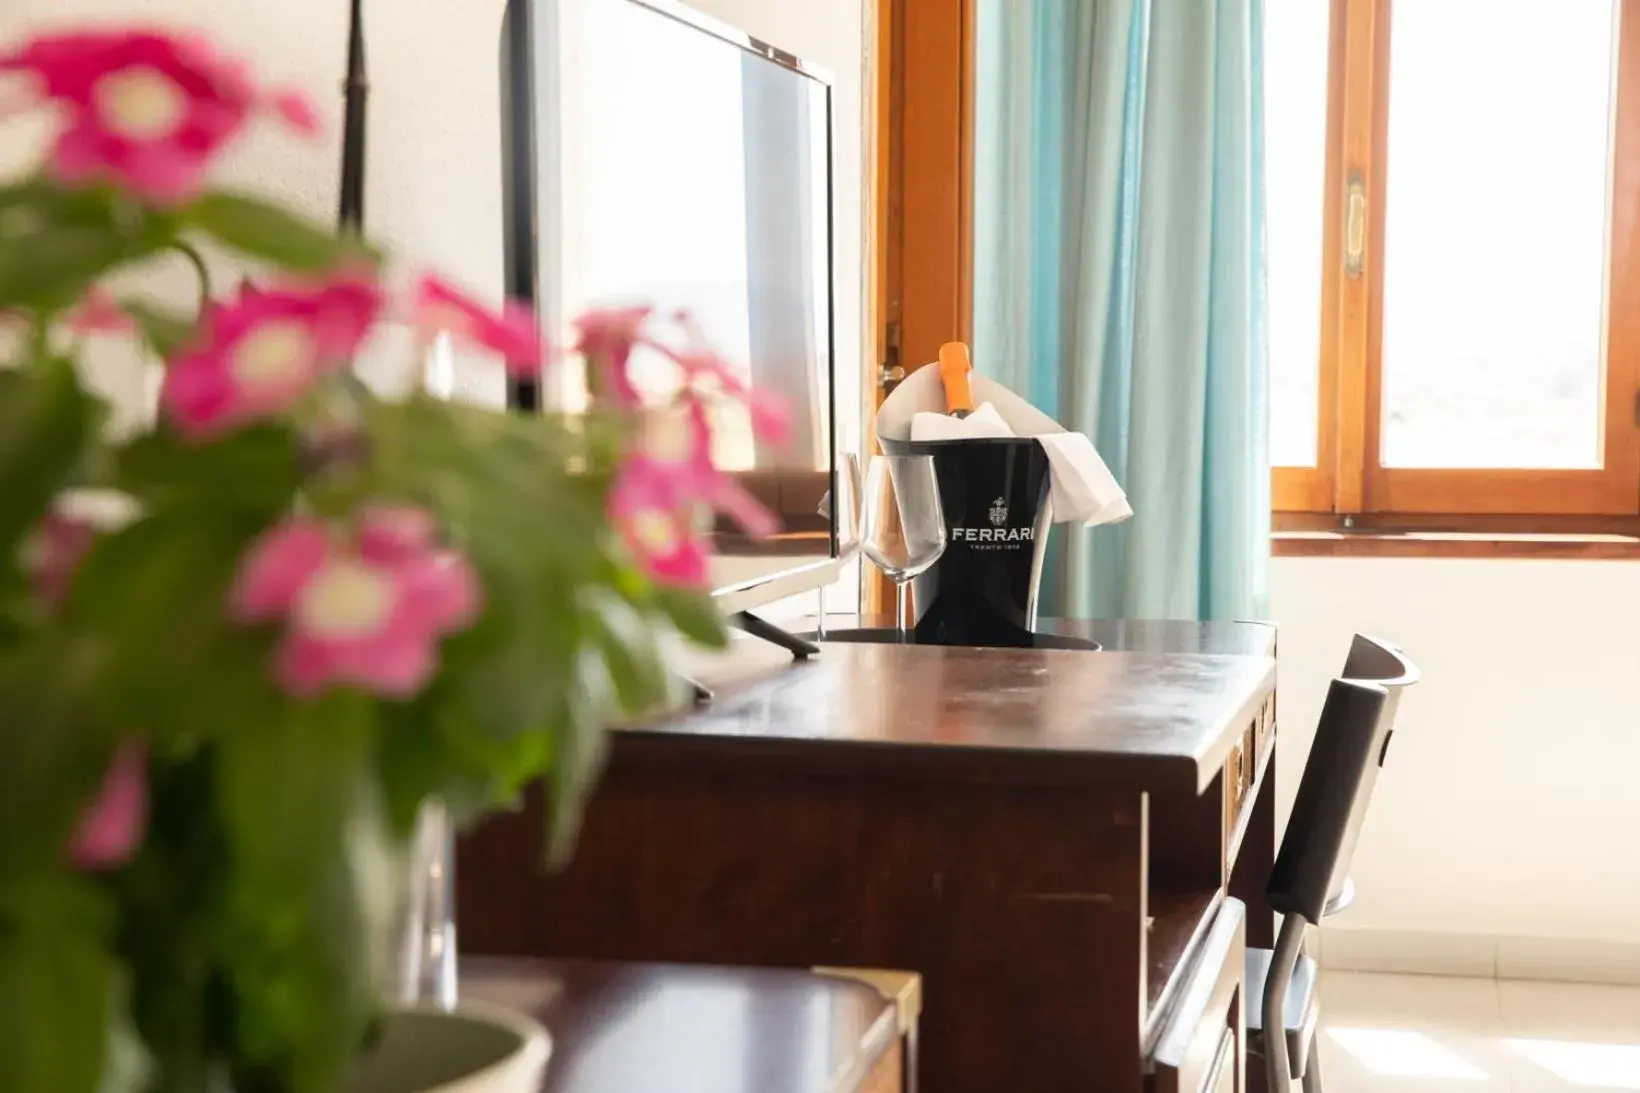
[0,25,784,1093]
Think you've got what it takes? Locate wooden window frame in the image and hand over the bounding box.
[865,0,974,614]
[1277,0,1640,521]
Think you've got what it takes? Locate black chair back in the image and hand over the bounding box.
[1267,635,1419,925]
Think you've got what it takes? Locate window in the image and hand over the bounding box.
[1267,0,1640,520]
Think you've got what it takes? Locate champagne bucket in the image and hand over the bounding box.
[879,435,1053,647]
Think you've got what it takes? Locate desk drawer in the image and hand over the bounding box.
[1149,899,1246,1093]
[1253,697,1275,767]
[1222,724,1255,846]
[1223,696,1274,875]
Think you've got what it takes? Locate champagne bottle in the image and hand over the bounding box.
[937,341,975,419]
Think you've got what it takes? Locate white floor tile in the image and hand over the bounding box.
[1320,971,1505,1035]
[1309,973,1640,1092]
[1498,979,1640,1043]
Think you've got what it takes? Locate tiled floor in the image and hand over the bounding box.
[1314,972,1640,1091]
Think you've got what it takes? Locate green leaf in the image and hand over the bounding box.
[0,877,113,1093]
[111,423,300,517]
[0,227,130,312]
[114,750,228,1093]
[0,183,172,311]
[0,641,120,877]
[218,691,377,891]
[120,299,194,359]
[0,355,98,558]
[375,700,538,835]
[542,653,613,867]
[216,703,400,1093]
[98,970,150,1093]
[653,586,729,649]
[186,192,379,272]
[62,506,277,743]
[587,594,675,715]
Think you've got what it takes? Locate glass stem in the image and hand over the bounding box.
[896,581,910,642]
[397,800,457,1010]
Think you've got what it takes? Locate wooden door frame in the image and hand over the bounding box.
[863,0,976,616]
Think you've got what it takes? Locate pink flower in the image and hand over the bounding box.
[229,506,481,698]
[0,29,316,204]
[414,275,540,375]
[19,510,96,606]
[268,87,320,136]
[746,389,791,444]
[631,402,721,494]
[572,306,651,404]
[704,474,780,540]
[608,404,777,584]
[608,466,709,587]
[667,349,791,445]
[62,285,135,335]
[70,742,147,870]
[308,267,385,360]
[161,272,384,440]
[627,402,779,540]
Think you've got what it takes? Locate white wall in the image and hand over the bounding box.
[1271,556,1640,946]
[1,0,866,610]
[3,0,510,290]
[3,0,516,415]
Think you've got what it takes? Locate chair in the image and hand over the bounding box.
[1247,635,1419,1093]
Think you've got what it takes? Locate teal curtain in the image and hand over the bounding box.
[974,0,1270,621]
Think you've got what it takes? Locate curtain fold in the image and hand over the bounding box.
[974,0,1270,622]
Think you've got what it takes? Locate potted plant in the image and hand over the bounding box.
[0,24,784,1093]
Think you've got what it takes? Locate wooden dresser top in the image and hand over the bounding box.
[623,620,1275,794]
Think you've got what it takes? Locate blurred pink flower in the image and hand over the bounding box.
[161,272,383,440]
[628,402,779,541]
[608,465,709,587]
[229,506,481,698]
[309,267,385,360]
[268,87,320,136]
[20,510,96,606]
[0,29,316,204]
[414,275,540,375]
[746,388,791,444]
[630,402,719,493]
[703,474,779,540]
[62,285,135,335]
[668,350,791,445]
[609,406,778,584]
[70,742,147,870]
[572,305,651,405]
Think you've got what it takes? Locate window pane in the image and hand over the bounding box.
[1380,0,1615,469]
[1264,0,1333,467]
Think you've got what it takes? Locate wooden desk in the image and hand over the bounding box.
[464,959,907,1093]
[459,619,1278,1093]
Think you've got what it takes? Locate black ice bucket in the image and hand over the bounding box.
[881,435,1054,647]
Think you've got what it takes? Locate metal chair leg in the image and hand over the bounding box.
[1301,1042,1323,1093]
[1263,915,1308,1093]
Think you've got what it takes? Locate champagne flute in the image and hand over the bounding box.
[860,454,947,641]
[815,453,863,638]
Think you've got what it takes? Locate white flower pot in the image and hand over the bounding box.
[343,1004,551,1093]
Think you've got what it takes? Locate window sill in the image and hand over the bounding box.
[1272,532,1640,560]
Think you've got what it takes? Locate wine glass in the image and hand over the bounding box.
[815,453,863,638]
[860,454,947,641]
[835,452,863,559]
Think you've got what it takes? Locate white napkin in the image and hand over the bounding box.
[1037,432,1134,526]
[877,365,1132,528]
[908,401,1013,441]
